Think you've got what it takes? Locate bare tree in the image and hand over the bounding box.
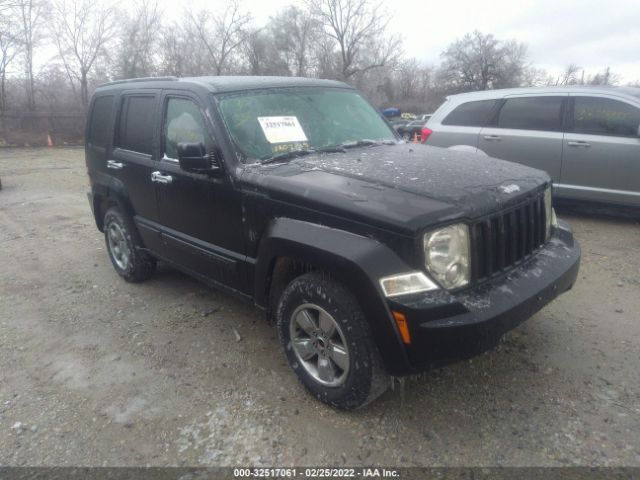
[116,0,162,79]
[588,66,619,86]
[498,39,529,86]
[242,28,290,76]
[520,66,551,87]
[0,13,19,110]
[158,24,185,76]
[3,0,637,125]
[15,0,46,110]
[308,0,401,80]
[242,28,267,75]
[438,31,529,92]
[270,6,319,77]
[556,63,581,86]
[314,35,340,79]
[395,58,421,101]
[0,0,20,13]
[50,0,116,108]
[35,62,80,109]
[186,0,251,76]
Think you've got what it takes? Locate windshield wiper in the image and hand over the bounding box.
[260,145,347,165]
[261,149,314,164]
[259,140,396,164]
[338,139,397,149]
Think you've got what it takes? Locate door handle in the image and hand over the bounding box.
[483,135,501,141]
[151,171,173,185]
[107,160,124,170]
[567,140,590,148]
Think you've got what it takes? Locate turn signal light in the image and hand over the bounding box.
[392,311,411,345]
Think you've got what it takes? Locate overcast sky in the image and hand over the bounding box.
[229,0,640,83]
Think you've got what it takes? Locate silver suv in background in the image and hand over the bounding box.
[423,86,640,208]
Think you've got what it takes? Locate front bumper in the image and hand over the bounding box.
[387,221,580,372]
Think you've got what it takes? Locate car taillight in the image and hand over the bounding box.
[421,127,432,143]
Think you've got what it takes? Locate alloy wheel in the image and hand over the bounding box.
[107,222,131,270]
[289,303,350,387]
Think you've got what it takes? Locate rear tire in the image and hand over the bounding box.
[276,272,388,409]
[104,207,156,282]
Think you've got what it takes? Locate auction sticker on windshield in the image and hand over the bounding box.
[258,116,308,144]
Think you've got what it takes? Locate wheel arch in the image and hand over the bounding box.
[254,217,413,374]
[90,176,136,232]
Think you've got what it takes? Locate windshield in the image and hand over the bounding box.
[217,88,397,161]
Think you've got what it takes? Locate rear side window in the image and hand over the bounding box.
[573,96,640,137]
[115,95,156,154]
[497,96,564,131]
[88,96,114,148]
[442,100,497,127]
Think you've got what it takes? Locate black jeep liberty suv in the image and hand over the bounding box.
[85,76,581,409]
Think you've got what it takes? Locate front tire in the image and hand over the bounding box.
[276,273,388,409]
[104,207,156,282]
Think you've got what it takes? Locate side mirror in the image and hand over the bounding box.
[177,142,221,173]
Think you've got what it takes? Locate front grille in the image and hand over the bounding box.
[470,193,547,282]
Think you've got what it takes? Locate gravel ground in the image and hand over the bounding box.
[0,147,639,467]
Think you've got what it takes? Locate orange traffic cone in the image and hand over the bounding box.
[412,132,418,143]
[47,134,54,147]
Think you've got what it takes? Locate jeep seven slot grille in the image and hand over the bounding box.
[470,194,547,282]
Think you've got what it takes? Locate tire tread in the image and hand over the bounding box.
[277,272,389,409]
[104,207,156,283]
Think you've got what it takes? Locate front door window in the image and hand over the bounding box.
[163,98,212,159]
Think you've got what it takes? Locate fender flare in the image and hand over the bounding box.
[254,217,414,374]
[90,172,136,231]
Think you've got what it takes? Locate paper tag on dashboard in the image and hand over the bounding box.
[258,116,308,144]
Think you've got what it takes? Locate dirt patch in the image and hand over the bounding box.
[0,148,639,466]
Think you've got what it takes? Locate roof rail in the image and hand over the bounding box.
[98,76,179,87]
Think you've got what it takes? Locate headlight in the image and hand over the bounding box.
[544,187,557,240]
[423,223,470,290]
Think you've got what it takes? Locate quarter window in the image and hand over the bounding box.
[442,100,497,127]
[115,95,155,155]
[163,98,211,159]
[88,96,114,148]
[496,97,564,131]
[573,96,640,137]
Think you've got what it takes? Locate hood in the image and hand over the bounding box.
[240,143,550,235]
